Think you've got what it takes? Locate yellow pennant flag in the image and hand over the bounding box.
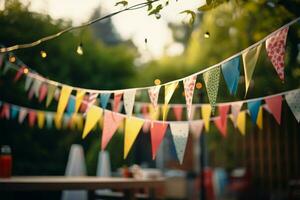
[201,104,212,131]
[124,117,144,159]
[162,104,170,121]
[74,114,83,131]
[256,106,263,130]
[163,82,178,120]
[82,105,103,139]
[237,111,246,135]
[54,114,62,130]
[37,111,45,129]
[242,44,262,96]
[149,104,159,120]
[57,85,73,121]
[75,90,85,113]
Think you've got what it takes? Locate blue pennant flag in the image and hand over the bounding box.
[247,100,261,123]
[100,93,111,109]
[221,56,240,95]
[66,97,75,114]
[11,106,19,119]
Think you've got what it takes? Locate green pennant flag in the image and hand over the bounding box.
[203,67,220,114]
[242,44,262,96]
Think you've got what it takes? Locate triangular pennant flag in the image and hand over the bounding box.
[256,106,263,130]
[149,104,160,120]
[28,111,37,127]
[164,82,178,120]
[201,104,211,131]
[45,113,53,129]
[54,114,62,129]
[231,102,243,127]
[203,67,220,114]
[2,61,12,75]
[1,103,10,119]
[18,108,28,124]
[62,114,71,129]
[37,111,45,129]
[46,84,57,107]
[189,120,204,138]
[170,122,189,164]
[134,104,142,114]
[183,75,197,119]
[173,105,183,121]
[266,27,289,81]
[214,117,227,137]
[13,66,26,82]
[150,121,168,159]
[56,85,72,121]
[218,104,230,126]
[285,90,300,122]
[142,121,151,133]
[82,105,103,139]
[221,56,240,95]
[101,111,124,150]
[32,79,42,98]
[86,92,99,112]
[38,83,48,102]
[247,100,261,124]
[242,44,262,95]
[66,97,76,115]
[113,92,123,113]
[100,93,111,109]
[162,104,170,120]
[75,90,85,112]
[124,117,144,159]
[148,85,161,111]
[123,89,136,116]
[24,75,33,91]
[265,95,282,124]
[11,106,19,119]
[236,111,246,135]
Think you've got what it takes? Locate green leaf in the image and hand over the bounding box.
[115,1,128,7]
[148,4,163,16]
[147,0,153,11]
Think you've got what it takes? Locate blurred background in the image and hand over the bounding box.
[0,0,300,199]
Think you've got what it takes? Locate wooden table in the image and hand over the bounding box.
[0,176,165,200]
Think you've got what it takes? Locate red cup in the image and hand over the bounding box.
[0,145,12,178]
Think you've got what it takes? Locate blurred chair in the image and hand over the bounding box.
[61,144,87,200]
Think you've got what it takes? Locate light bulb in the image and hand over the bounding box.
[154,79,161,85]
[196,82,202,89]
[76,43,83,55]
[40,50,47,58]
[23,68,29,74]
[204,32,210,39]
[9,56,16,63]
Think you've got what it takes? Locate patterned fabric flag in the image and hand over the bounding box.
[37,111,45,129]
[28,79,42,100]
[173,105,183,121]
[46,84,57,107]
[101,111,124,150]
[75,90,85,113]
[100,93,111,109]
[86,92,99,112]
[265,95,282,124]
[148,85,161,111]
[214,117,227,137]
[24,75,33,91]
[221,56,240,95]
[189,120,204,138]
[18,108,28,124]
[201,104,212,131]
[256,106,263,130]
[28,111,37,127]
[266,27,289,81]
[247,100,261,124]
[236,111,246,135]
[218,104,230,126]
[203,67,220,114]
[230,102,243,127]
[38,83,48,102]
[56,85,72,122]
[82,105,103,139]
[285,90,300,122]
[183,75,197,119]
[163,82,178,120]
[150,122,168,159]
[113,92,123,113]
[242,44,262,96]
[124,117,144,159]
[170,122,189,164]
[123,89,136,116]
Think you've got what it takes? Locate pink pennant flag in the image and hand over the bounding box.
[143,121,151,133]
[266,27,289,81]
[113,92,123,113]
[18,108,28,124]
[173,105,183,121]
[38,83,48,102]
[265,95,282,124]
[218,104,230,126]
[141,105,148,117]
[214,117,227,137]
[1,103,10,119]
[189,120,204,138]
[148,85,161,111]
[101,111,124,150]
[28,111,37,127]
[13,66,26,82]
[150,122,168,159]
[183,75,197,119]
[231,102,243,127]
[86,92,98,112]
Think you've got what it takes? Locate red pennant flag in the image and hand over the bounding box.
[113,92,123,113]
[214,117,227,137]
[141,105,148,117]
[1,103,10,119]
[173,105,183,121]
[39,84,48,102]
[101,111,124,150]
[218,104,230,126]
[265,95,282,124]
[150,122,168,159]
[28,111,37,127]
[13,66,26,82]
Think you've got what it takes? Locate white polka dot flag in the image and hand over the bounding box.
[183,75,197,120]
[285,90,300,122]
[170,122,189,164]
[266,27,289,81]
[123,89,136,116]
